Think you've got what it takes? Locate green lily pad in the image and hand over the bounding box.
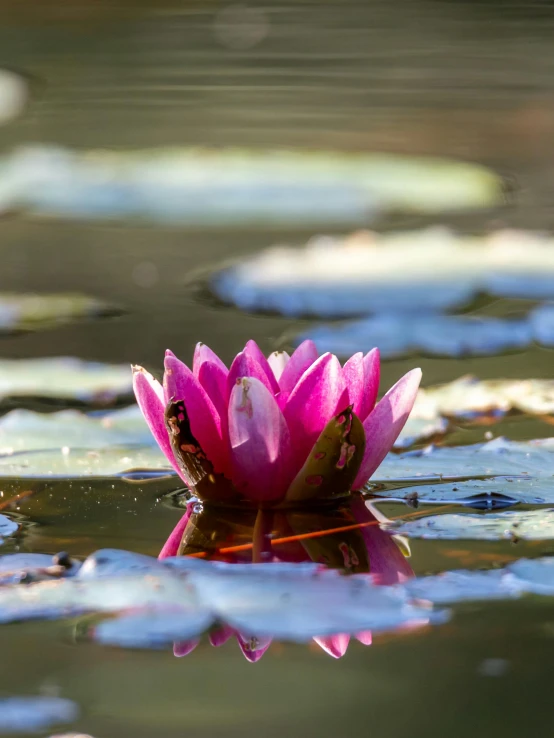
[371,477,552,506]
[386,509,554,541]
[0,445,171,479]
[374,437,554,483]
[0,292,115,333]
[0,146,503,226]
[0,405,151,453]
[0,357,133,406]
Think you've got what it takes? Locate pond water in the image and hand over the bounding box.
[1,1,554,736]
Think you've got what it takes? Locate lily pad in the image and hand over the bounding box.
[212,228,554,318]
[0,445,171,479]
[0,697,79,733]
[386,509,554,541]
[374,437,554,483]
[413,375,554,427]
[371,477,553,506]
[0,514,18,542]
[0,357,133,406]
[300,314,533,359]
[0,405,152,454]
[0,146,502,225]
[0,292,114,333]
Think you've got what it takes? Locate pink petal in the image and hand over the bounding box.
[277,339,319,405]
[360,348,381,420]
[353,368,422,489]
[349,494,414,584]
[355,631,373,646]
[267,350,290,381]
[209,625,235,647]
[237,634,272,662]
[227,351,274,399]
[283,353,348,473]
[342,352,364,417]
[243,340,280,394]
[174,639,200,657]
[193,342,228,376]
[158,506,192,560]
[228,377,293,502]
[164,352,229,476]
[132,365,183,479]
[313,634,350,658]
[197,360,228,420]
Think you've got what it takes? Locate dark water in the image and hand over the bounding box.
[1,1,554,736]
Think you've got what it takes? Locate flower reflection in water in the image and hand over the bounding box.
[160,493,414,661]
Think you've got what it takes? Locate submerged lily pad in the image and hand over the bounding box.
[0,292,114,333]
[300,314,532,359]
[0,357,133,406]
[387,509,554,541]
[212,229,554,317]
[0,146,502,225]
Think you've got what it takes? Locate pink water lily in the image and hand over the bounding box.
[133,339,421,504]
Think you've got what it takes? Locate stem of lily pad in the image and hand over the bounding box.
[252,507,273,564]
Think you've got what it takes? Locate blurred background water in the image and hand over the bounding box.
[1,1,554,736]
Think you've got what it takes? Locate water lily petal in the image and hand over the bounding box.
[267,351,290,381]
[361,348,380,420]
[209,625,235,647]
[243,339,280,394]
[283,353,348,473]
[164,353,228,475]
[228,377,293,502]
[353,368,422,489]
[159,507,192,560]
[193,342,228,376]
[197,360,228,421]
[227,351,274,399]
[237,634,272,662]
[174,639,200,657]
[278,339,319,403]
[132,365,183,478]
[313,634,350,658]
[342,352,364,416]
[355,631,373,646]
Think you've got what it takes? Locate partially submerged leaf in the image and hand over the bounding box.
[165,400,239,502]
[386,509,554,541]
[286,406,365,502]
[0,357,133,406]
